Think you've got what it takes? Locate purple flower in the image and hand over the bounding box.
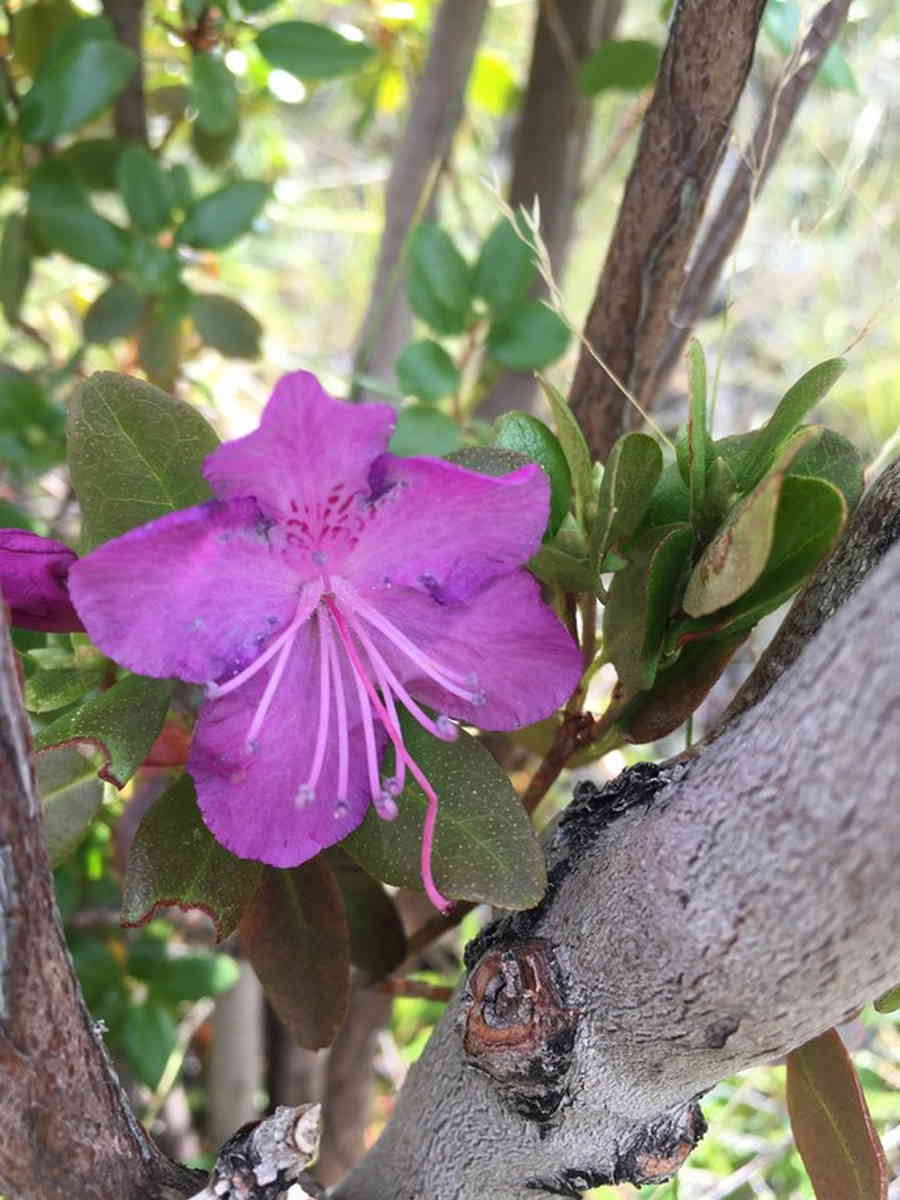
[69,373,582,909]
[0,529,85,633]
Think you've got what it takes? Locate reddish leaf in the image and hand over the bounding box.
[325,847,406,980]
[122,772,263,940]
[786,1027,888,1200]
[239,859,350,1049]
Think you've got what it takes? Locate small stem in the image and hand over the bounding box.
[375,978,454,1002]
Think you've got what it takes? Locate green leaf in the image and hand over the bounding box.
[138,307,183,393]
[126,239,180,296]
[29,160,129,272]
[19,17,136,142]
[25,663,106,713]
[36,745,104,867]
[494,410,572,538]
[33,673,172,788]
[190,120,240,168]
[389,405,462,458]
[740,357,847,491]
[239,861,350,1049]
[473,216,536,313]
[120,1000,178,1089]
[256,21,374,79]
[0,213,33,325]
[619,632,747,744]
[593,432,663,560]
[122,773,263,940]
[177,180,269,250]
[786,1028,888,1200]
[528,544,595,592]
[683,467,782,618]
[487,301,569,371]
[143,952,240,1004]
[191,52,239,136]
[874,984,900,1014]
[603,523,693,695]
[11,0,79,77]
[578,39,660,95]
[116,144,174,235]
[68,371,219,548]
[344,713,546,909]
[190,293,262,359]
[168,164,193,212]
[407,224,472,333]
[787,426,863,511]
[325,848,406,980]
[444,445,530,476]
[686,338,709,518]
[83,280,145,344]
[61,138,122,191]
[395,339,460,402]
[537,377,594,529]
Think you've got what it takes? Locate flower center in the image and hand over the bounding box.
[206,574,486,914]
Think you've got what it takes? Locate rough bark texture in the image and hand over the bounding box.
[335,538,900,1199]
[569,0,767,460]
[0,611,202,1200]
[101,0,148,145]
[353,0,489,398]
[651,0,853,397]
[482,0,621,419]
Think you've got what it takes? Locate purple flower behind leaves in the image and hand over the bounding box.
[69,373,582,909]
[0,530,84,633]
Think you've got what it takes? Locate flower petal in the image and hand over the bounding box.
[69,498,302,683]
[203,372,396,520]
[346,455,550,603]
[189,622,383,866]
[0,529,84,632]
[364,570,583,729]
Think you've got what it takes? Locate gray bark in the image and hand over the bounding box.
[207,961,266,1147]
[353,0,489,399]
[335,537,900,1199]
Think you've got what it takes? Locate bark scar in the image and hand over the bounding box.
[462,938,577,1123]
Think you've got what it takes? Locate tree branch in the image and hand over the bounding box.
[481,0,621,419]
[352,0,489,398]
[569,0,767,460]
[0,610,202,1200]
[650,0,853,398]
[101,0,148,145]
[334,536,900,1198]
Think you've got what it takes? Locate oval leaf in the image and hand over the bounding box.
[256,20,374,79]
[239,860,351,1049]
[343,713,546,910]
[494,410,572,538]
[117,144,174,235]
[122,773,263,940]
[191,52,239,136]
[787,1027,888,1200]
[83,280,145,344]
[577,39,660,95]
[594,431,663,559]
[0,212,34,325]
[487,301,570,371]
[395,339,460,402]
[32,672,172,788]
[408,224,472,330]
[191,292,262,359]
[178,181,269,250]
[29,160,129,272]
[389,405,462,458]
[36,745,104,867]
[473,216,536,313]
[325,847,406,980]
[68,371,219,549]
[538,376,595,530]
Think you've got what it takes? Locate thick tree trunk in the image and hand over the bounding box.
[481,0,621,420]
[569,0,767,459]
[0,612,202,1200]
[353,0,489,399]
[334,535,900,1199]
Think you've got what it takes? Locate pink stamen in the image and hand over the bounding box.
[298,608,332,806]
[334,603,384,806]
[327,597,451,914]
[207,580,323,700]
[332,579,482,705]
[319,608,349,804]
[338,604,458,744]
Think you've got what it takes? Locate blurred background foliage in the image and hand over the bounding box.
[1,0,899,1195]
